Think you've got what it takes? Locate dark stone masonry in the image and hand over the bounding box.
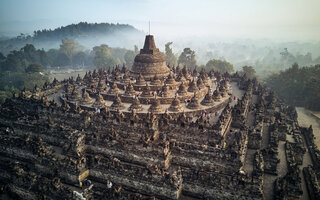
[0,35,319,200]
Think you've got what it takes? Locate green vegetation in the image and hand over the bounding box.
[205,59,234,74]
[25,63,43,73]
[122,45,138,67]
[238,66,257,79]
[0,22,142,55]
[237,47,320,79]
[32,22,139,40]
[165,42,178,66]
[93,45,120,69]
[0,38,138,103]
[1,44,48,72]
[265,63,320,111]
[0,22,143,103]
[1,37,136,69]
[0,70,48,104]
[0,44,49,102]
[178,48,196,68]
[59,38,83,66]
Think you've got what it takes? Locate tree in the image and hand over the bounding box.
[205,59,234,74]
[280,48,297,65]
[165,42,177,66]
[73,52,89,67]
[93,45,119,69]
[240,66,256,79]
[47,49,60,66]
[265,63,320,110]
[1,53,23,72]
[314,56,320,64]
[0,85,19,104]
[134,45,139,54]
[124,50,136,67]
[0,52,4,69]
[59,38,82,66]
[0,52,6,61]
[55,53,71,67]
[178,48,196,68]
[26,63,42,73]
[22,44,37,62]
[304,76,320,110]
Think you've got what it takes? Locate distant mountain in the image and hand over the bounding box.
[0,22,144,55]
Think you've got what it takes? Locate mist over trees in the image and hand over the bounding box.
[93,45,120,69]
[1,22,319,79]
[1,21,320,109]
[124,46,138,67]
[0,44,51,102]
[205,59,234,74]
[0,38,139,103]
[238,66,256,79]
[169,37,320,79]
[165,42,178,66]
[0,22,144,55]
[178,48,196,68]
[59,38,83,66]
[265,63,320,111]
[0,44,48,72]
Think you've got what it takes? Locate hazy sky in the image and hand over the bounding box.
[1,0,319,41]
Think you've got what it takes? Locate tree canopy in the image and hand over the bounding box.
[0,44,47,72]
[239,66,256,79]
[33,22,140,40]
[59,38,83,66]
[165,42,177,66]
[178,48,196,68]
[25,63,42,73]
[265,63,320,111]
[0,52,5,61]
[93,45,120,69]
[0,44,49,103]
[205,59,234,74]
[124,49,136,67]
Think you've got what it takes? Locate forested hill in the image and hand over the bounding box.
[32,22,141,40]
[0,22,144,55]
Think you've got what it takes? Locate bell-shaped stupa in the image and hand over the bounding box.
[131,35,170,80]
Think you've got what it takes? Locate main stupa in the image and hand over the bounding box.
[130,35,170,80]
